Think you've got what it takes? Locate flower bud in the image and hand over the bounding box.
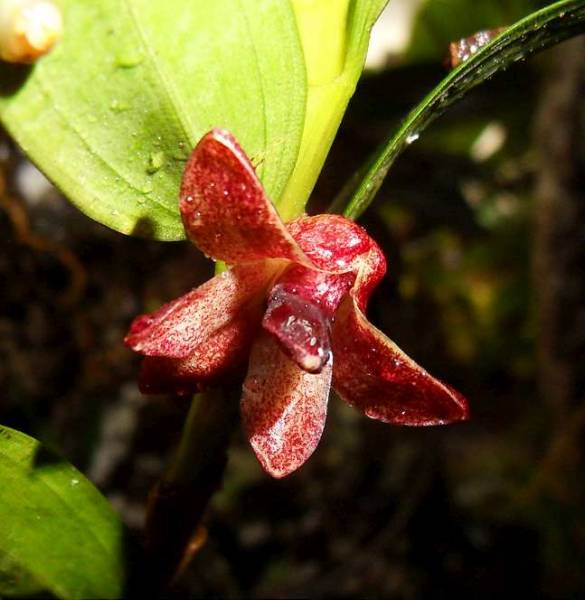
[0,0,62,63]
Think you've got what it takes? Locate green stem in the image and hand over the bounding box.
[145,387,239,589]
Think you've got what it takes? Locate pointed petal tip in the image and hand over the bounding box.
[124,313,158,351]
[204,128,241,151]
[447,388,471,423]
[249,440,302,479]
[428,382,470,425]
[362,385,470,427]
[332,296,471,428]
[248,429,323,479]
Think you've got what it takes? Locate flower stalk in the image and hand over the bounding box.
[145,387,239,588]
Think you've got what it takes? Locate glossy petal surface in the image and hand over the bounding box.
[241,334,332,478]
[180,129,311,265]
[270,263,355,318]
[262,286,331,373]
[125,261,277,358]
[331,296,469,425]
[287,214,382,275]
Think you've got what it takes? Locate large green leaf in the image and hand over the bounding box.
[339,0,585,220]
[0,425,124,599]
[0,0,306,240]
[280,0,388,220]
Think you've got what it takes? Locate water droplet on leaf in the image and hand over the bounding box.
[110,98,129,112]
[146,151,165,174]
[116,49,143,68]
[141,181,153,194]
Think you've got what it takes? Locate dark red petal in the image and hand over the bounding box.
[331,296,469,425]
[241,333,331,478]
[269,263,355,318]
[262,286,331,373]
[138,316,257,396]
[287,214,384,276]
[180,129,312,265]
[125,261,278,358]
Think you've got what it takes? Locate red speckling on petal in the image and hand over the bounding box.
[331,295,469,425]
[241,333,331,478]
[124,261,279,358]
[138,313,259,395]
[180,129,312,266]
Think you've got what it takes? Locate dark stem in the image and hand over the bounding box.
[144,387,239,590]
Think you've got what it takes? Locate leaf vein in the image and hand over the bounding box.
[124,0,197,147]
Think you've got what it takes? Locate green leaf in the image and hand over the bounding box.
[278,0,388,220]
[0,0,306,240]
[339,0,585,220]
[0,425,124,599]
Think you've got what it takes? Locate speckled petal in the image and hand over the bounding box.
[138,315,258,396]
[331,295,469,425]
[180,129,311,265]
[241,334,332,478]
[124,261,278,358]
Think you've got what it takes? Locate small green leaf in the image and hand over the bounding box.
[339,0,585,220]
[0,0,306,240]
[0,425,124,599]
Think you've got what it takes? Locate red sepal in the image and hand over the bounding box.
[331,296,469,425]
[125,261,277,358]
[180,129,311,266]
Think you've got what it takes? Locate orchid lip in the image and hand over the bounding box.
[262,286,332,374]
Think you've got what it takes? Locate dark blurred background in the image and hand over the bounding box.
[1,0,584,597]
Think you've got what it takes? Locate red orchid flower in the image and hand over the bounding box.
[125,129,469,478]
